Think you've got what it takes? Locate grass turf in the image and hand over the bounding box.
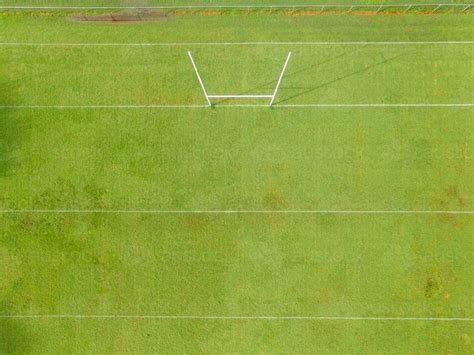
[0,9,473,353]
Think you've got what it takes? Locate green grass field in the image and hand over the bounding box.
[0,6,473,353]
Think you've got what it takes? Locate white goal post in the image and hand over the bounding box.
[188,51,292,107]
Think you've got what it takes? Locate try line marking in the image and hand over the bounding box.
[1,104,473,109]
[0,3,471,10]
[0,315,472,321]
[0,210,473,215]
[0,41,473,46]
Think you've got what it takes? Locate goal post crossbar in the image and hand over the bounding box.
[208,95,273,98]
[188,51,292,107]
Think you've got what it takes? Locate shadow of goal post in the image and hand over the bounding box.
[188,51,292,107]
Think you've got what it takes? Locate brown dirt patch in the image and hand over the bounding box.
[70,10,170,23]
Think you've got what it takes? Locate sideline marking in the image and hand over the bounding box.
[0,3,471,10]
[275,103,474,107]
[0,105,208,109]
[0,210,473,215]
[0,315,472,321]
[1,41,473,47]
[1,104,473,109]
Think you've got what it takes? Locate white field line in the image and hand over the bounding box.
[208,95,273,98]
[0,3,470,10]
[0,210,473,215]
[274,103,474,107]
[0,41,473,46]
[0,315,472,321]
[0,105,209,109]
[1,104,473,109]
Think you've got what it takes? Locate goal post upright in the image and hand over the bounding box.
[188,51,292,107]
[188,51,212,107]
[269,51,292,107]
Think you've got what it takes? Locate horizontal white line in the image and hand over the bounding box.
[0,4,470,10]
[0,315,472,321]
[208,95,273,98]
[276,103,474,107]
[0,210,472,215]
[0,105,208,109]
[218,104,270,107]
[1,104,472,109]
[0,41,473,47]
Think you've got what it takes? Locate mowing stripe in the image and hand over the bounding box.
[0,41,473,46]
[0,210,472,215]
[0,104,473,109]
[0,315,472,321]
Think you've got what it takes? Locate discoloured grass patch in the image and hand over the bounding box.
[69,10,170,23]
